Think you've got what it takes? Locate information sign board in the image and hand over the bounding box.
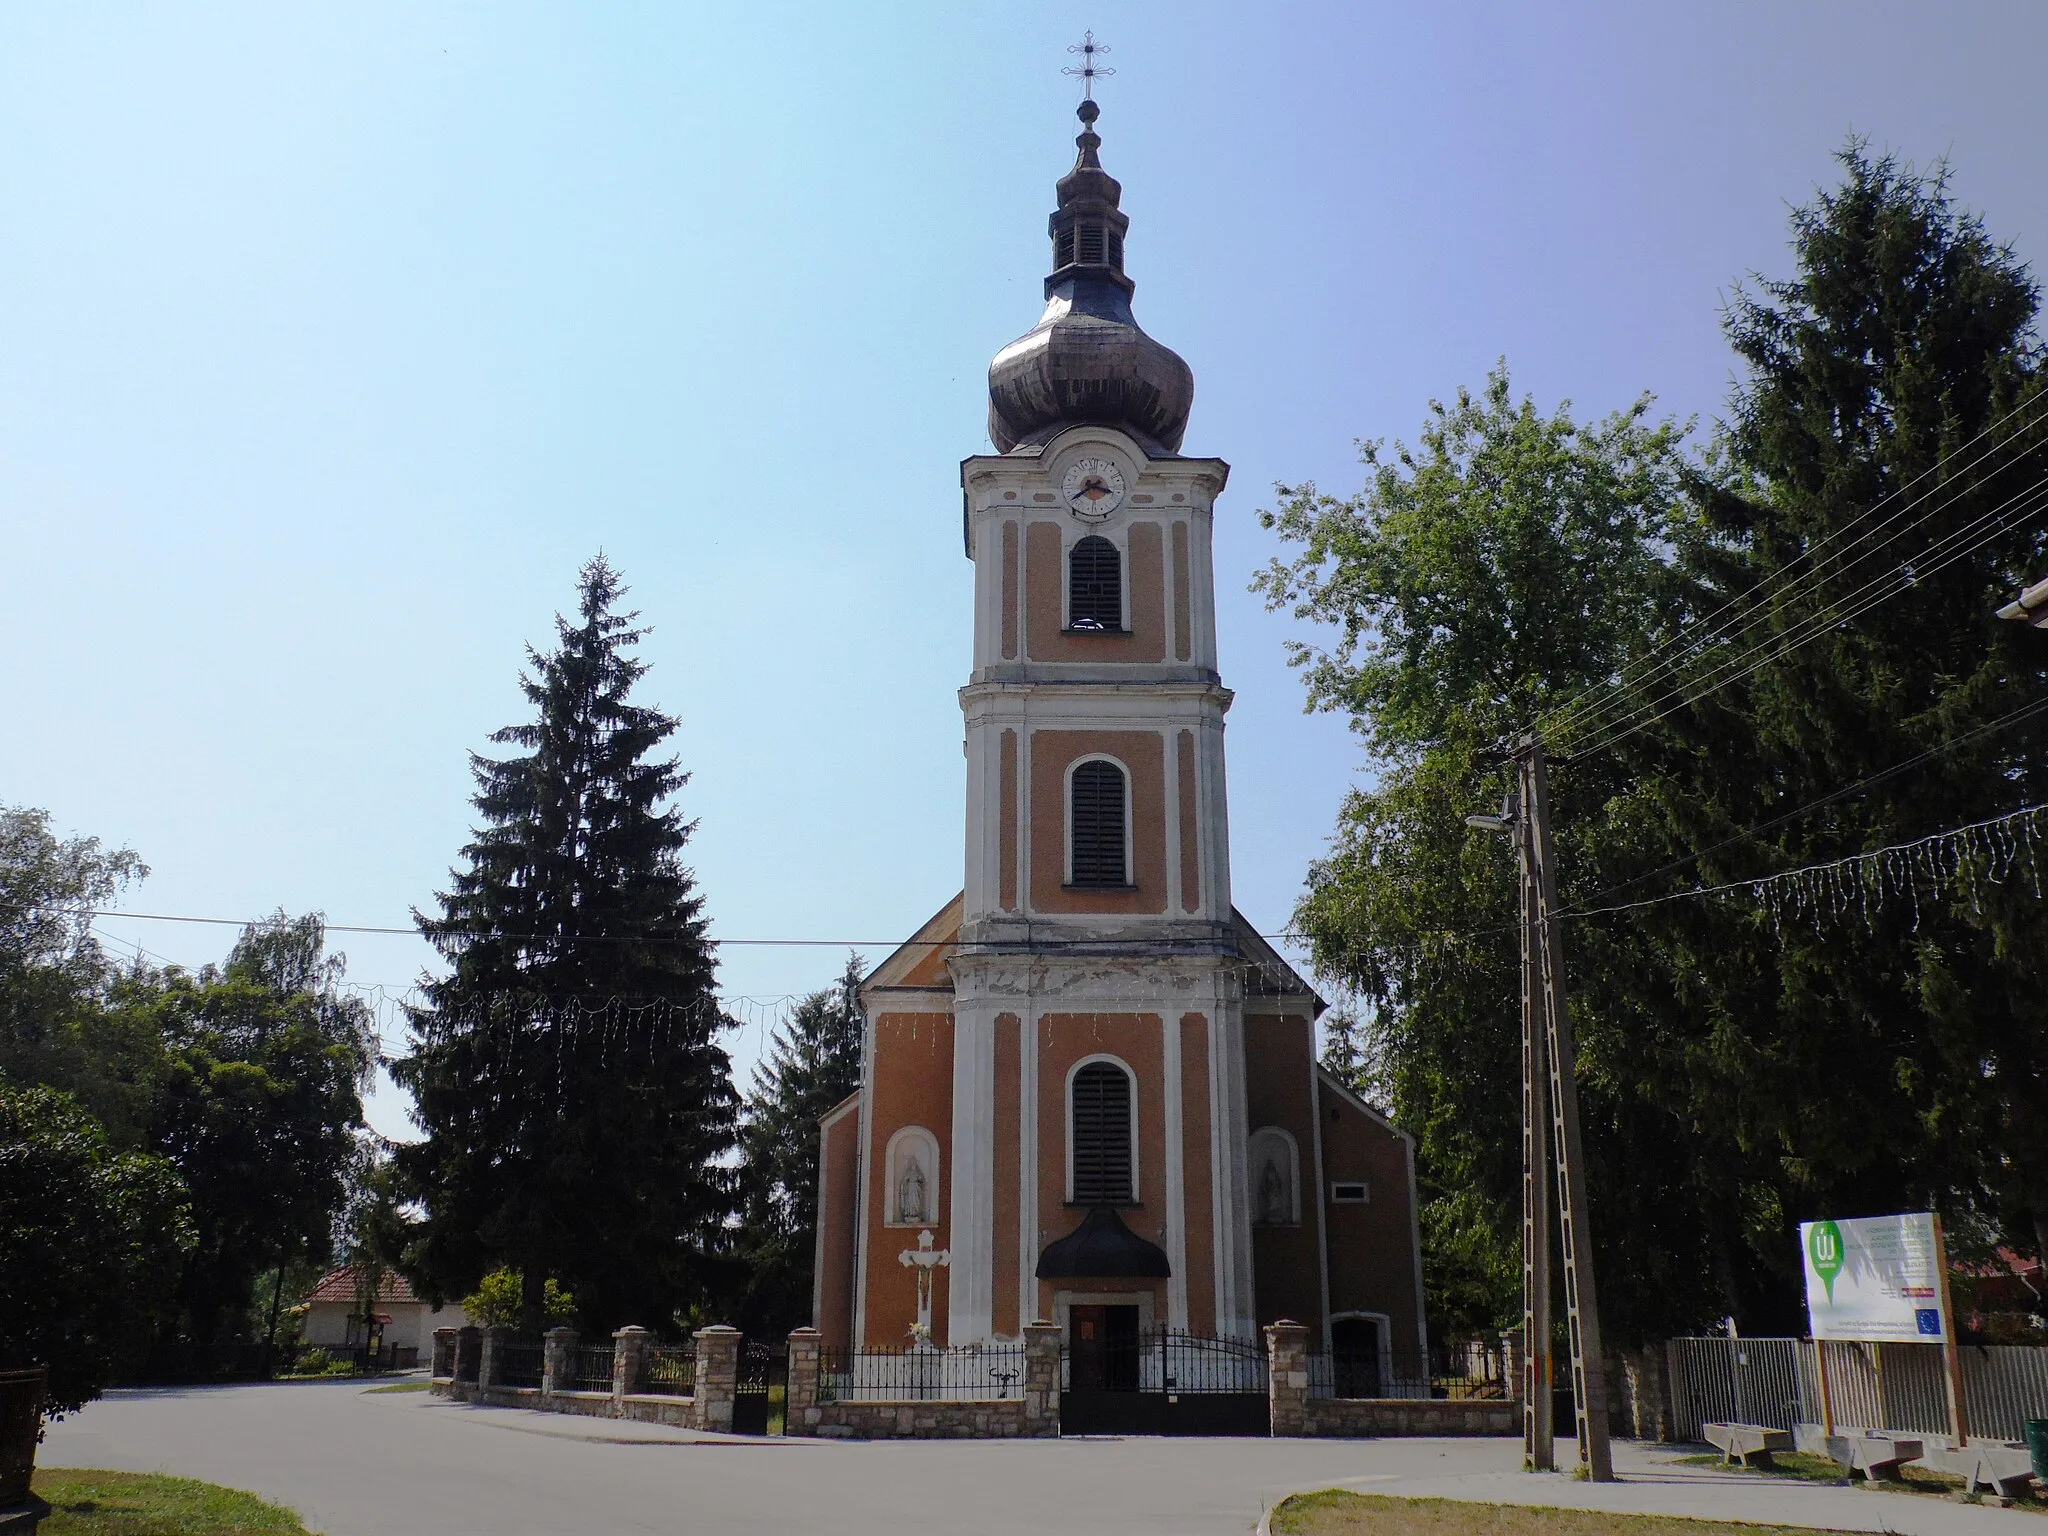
[1800,1213,1948,1342]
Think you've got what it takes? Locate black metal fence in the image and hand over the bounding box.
[1059,1329,1268,1395]
[494,1342,544,1389]
[572,1345,615,1393]
[641,1344,695,1396]
[1305,1347,1507,1401]
[817,1345,1028,1402]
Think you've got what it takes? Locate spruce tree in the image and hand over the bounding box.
[1636,146,2048,1300]
[393,556,738,1334]
[732,954,864,1332]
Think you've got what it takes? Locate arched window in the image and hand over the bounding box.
[1070,1060,1134,1204]
[1068,760,1128,887]
[1067,535,1123,632]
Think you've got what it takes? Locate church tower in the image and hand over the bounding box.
[812,89,1427,1371]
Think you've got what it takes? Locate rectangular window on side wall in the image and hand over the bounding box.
[1330,1181,1369,1205]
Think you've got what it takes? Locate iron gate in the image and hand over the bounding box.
[731,1339,787,1435]
[1060,1326,1269,1436]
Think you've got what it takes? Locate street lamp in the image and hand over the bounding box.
[1996,576,2048,628]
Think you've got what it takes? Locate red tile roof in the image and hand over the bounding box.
[305,1265,424,1305]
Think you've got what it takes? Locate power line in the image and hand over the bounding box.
[1540,394,2048,750]
[1564,473,2048,758]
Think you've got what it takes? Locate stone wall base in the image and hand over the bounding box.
[1303,1397,1519,1438]
[618,1395,701,1428]
[430,1377,700,1428]
[796,1400,1053,1439]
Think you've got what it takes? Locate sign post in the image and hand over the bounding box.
[1800,1212,1961,1444]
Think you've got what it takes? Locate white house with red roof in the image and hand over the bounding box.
[300,1266,466,1366]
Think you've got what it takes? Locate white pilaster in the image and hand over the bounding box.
[1162,1011,1188,1329]
[946,1006,998,1344]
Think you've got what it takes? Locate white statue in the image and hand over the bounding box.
[1259,1156,1288,1226]
[898,1154,927,1224]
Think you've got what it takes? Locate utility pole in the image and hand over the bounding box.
[1514,775,1555,1470]
[1472,739,1615,1481]
[1520,737,1614,1482]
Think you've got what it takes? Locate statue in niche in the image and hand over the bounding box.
[1259,1155,1289,1226]
[898,1153,928,1224]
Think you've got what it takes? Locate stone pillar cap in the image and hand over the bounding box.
[612,1324,652,1337]
[693,1323,741,1336]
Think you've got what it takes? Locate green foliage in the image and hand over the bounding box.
[0,1084,192,1416]
[396,556,739,1334]
[1263,146,2048,1343]
[0,808,158,1147]
[117,916,373,1351]
[732,955,865,1332]
[461,1268,575,1328]
[1260,367,1712,1341]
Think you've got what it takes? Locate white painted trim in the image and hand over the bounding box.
[1051,1288,1157,1340]
[1162,1012,1188,1330]
[812,1091,862,1330]
[1247,1125,1301,1227]
[1404,1121,1429,1362]
[947,1009,996,1344]
[1307,1041,1333,1350]
[1314,1065,1413,1146]
[1019,1009,1040,1329]
[851,1004,877,1345]
[881,1124,942,1228]
[1062,1051,1140,1205]
[1062,753,1134,889]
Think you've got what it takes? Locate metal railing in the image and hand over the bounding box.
[493,1342,544,1389]
[572,1345,615,1394]
[1667,1336,2048,1443]
[817,1345,1028,1403]
[1305,1348,1507,1402]
[640,1344,695,1397]
[1058,1330,1268,1394]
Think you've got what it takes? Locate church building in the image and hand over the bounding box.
[812,94,1427,1370]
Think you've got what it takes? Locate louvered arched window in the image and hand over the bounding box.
[1070,1060,1134,1204]
[1067,535,1123,632]
[1068,759,1128,888]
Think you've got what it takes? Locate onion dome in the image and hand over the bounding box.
[1035,1205,1172,1279]
[987,100,1195,455]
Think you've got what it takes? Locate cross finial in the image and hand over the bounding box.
[1063,31,1114,102]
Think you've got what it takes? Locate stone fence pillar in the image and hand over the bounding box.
[1022,1320,1063,1436]
[1500,1327,1525,1403]
[542,1327,578,1398]
[1265,1320,1310,1437]
[784,1328,822,1437]
[430,1327,458,1380]
[1626,1344,1672,1442]
[612,1325,651,1407]
[692,1325,741,1433]
[478,1325,513,1393]
[454,1326,482,1387]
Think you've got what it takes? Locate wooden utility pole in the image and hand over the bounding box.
[1513,773,1556,1471]
[1519,738,1614,1482]
[1931,1214,1970,1446]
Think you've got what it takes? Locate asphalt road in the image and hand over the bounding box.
[40,1379,2042,1535]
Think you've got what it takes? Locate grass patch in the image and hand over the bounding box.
[1269,1491,1858,1535]
[361,1381,430,1394]
[1671,1452,1848,1485]
[32,1469,313,1535]
[1672,1448,2047,1512]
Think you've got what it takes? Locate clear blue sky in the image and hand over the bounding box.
[4,3,2043,1140]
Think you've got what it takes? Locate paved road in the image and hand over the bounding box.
[41,1380,2041,1535]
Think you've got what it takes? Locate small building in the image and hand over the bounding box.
[300,1266,465,1366]
[811,96,1427,1372]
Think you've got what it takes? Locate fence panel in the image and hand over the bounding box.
[642,1344,694,1396]
[572,1345,614,1394]
[1306,1348,1506,1401]
[1671,1336,2048,1442]
[495,1342,544,1389]
[818,1345,1028,1403]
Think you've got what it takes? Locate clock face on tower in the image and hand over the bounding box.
[1061,457,1127,521]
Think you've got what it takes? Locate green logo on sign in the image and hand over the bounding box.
[1809,1220,1845,1304]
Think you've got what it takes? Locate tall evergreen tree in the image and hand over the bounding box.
[394,556,738,1333]
[1620,146,2048,1303]
[731,954,864,1332]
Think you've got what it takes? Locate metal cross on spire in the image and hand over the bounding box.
[1063,31,1114,101]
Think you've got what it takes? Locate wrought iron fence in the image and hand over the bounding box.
[494,1342,544,1389]
[572,1345,615,1393]
[1666,1336,2048,1443]
[1058,1329,1267,1394]
[1305,1347,1506,1402]
[641,1344,695,1396]
[817,1345,1028,1402]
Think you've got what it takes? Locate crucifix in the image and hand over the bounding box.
[1063,30,1114,101]
[898,1228,951,1347]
